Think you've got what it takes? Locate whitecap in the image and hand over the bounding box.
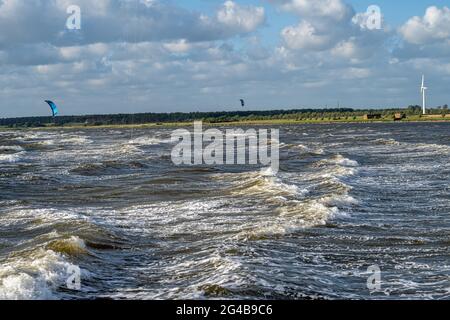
[0,152,24,163]
[0,145,24,152]
[129,136,171,146]
[0,249,86,300]
[324,155,359,167]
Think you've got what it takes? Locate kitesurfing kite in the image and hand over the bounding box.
[44,100,59,117]
[240,99,245,107]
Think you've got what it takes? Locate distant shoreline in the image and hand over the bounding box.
[2,116,450,131]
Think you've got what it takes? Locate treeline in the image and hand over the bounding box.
[0,105,448,128]
[0,108,353,127]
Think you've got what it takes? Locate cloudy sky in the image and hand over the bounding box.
[1,0,450,117]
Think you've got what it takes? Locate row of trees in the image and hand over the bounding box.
[0,106,448,128]
[0,108,353,127]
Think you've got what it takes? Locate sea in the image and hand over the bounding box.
[1,122,449,300]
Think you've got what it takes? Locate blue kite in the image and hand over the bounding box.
[45,100,59,117]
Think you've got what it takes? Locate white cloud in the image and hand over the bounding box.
[277,0,388,66]
[281,21,332,51]
[0,0,265,49]
[217,1,265,33]
[400,6,450,45]
[271,0,352,21]
[163,39,193,54]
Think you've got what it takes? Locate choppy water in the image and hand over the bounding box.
[1,123,450,300]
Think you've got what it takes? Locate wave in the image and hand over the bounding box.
[0,145,24,152]
[413,142,450,153]
[297,144,325,155]
[281,144,324,155]
[36,140,55,146]
[246,192,357,238]
[129,136,171,146]
[0,145,25,163]
[46,236,88,256]
[212,165,359,239]
[0,249,85,300]
[310,155,359,180]
[59,137,93,145]
[317,154,359,167]
[70,160,146,176]
[110,143,144,156]
[31,136,93,147]
[229,168,308,199]
[231,155,359,238]
[0,152,25,163]
[374,138,401,146]
[374,139,450,154]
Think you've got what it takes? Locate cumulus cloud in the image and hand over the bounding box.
[276,0,388,69]
[217,1,265,33]
[270,0,353,21]
[0,0,265,49]
[400,6,450,45]
[281,21,332,51]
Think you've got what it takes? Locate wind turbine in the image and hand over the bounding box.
[421,75,428,115]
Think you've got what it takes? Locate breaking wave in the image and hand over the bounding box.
[59,136,93,145]
[228,168,308,199]
[0,152,25,163]
[0,145,24,152]
[220,155,360,239]
[317,154,359,167]
[129,136,171,146]
[46,236,88,256]
[0,249,85,300]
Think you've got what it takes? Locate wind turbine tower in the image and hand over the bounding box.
[421,75,428,115]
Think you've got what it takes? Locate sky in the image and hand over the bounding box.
[1,0,450,117]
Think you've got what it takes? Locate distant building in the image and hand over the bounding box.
[363,114,382,120]
[394,113,406,121]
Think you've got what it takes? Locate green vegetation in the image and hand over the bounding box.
[1,104,449,129]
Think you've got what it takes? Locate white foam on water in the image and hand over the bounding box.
[231,168,308,200]
[129,136,171,146]
[0,152,25,163]
[413,142,450,153]
[322,155,359,167]
[0,145,24,152]
[311,166,357,180]
[321,194,359,208]
[296,144,325,155]
[376,139,450,155]
[231,156,360,239]
[110,142,144,156]
[241,192,356,239]
[59,137,93,145]
[77,199,246,238]
[39,140,56,146]
[18,131,59,141]
[268,178,306,196]
[112,248,251,300]
[0,249,83,300]
[3,208,89,228]
[260,166,277,177]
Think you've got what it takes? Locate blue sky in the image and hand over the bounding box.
[178,0,449,38]
[1,0,450,117]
